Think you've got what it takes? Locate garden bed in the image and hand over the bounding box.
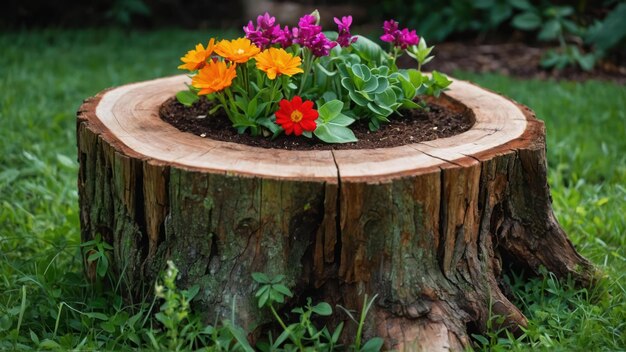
[159,97,473,150]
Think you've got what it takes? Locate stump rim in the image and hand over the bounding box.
[78,75,532,182]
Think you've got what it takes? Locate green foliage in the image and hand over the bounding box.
[314,100,358,143]
[374,0,623,71]
[176,89,200,107]
[81,234,114,278]
[336,53,450,131]
[510,1,596,71]
[252,274,382,352]
[585,2,626,53]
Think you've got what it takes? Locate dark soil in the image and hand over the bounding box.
[159,97,473,150]
[413,42,626,85]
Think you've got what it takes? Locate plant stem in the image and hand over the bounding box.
[297,49,313,96]
[355,294,369,350]
[241,63,250,97]
[270,304,304,350]
[216,91,235,124]
[265,79,280,116]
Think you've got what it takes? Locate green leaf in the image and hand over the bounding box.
[538,19,561,41]
[273,284,294,298]
[314,124,358,143]
[401,99,421,109]
[341,76,356,92]
[348,90,370,107]
[372,77,390,95]
[407,69,425,88]
[255,286,269,302]
[375,89,397,107]
[584,3,626,51]
[185,285,200,301]
[257,117,281,135]
[367,102,393,117]
[30,330,39,345]
[56,154,75,169]
[351,35,384,66]
[361,337,384,352]
[258,290,270,308]
[510,0,533,10]
[512,12,542,30]
[175,90,199,107]
[330,114,355,127]
[85,312,109,321]
[225,322,255,352]
[38,339,62,349]
[271,274,285,283]
[432,71,452,88]
[96,255,109,277]
[472,333,490,345]
[311,302,332,316]
[398,75,417,99]
[322,92,337,104]
[315,62,337,77]
[332,322,344,343]
[362,77,379,93]
[252,272,270,284]
[554,6,574,17]
[318,100,344,122]
[246,98,258,117]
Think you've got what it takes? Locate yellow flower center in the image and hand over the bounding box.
[236,48,245,54]
[290,110,304,123]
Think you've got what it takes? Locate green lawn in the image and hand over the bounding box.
[1,29,625,350]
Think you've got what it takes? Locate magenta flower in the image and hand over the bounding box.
[294,14,322,48]
[257,12,276,30]
[273,25,293,48]
[380,19,399,42]
[308,32,338,57]
[243,12,284,49]
[380,19,419,49]
[334,15,357,47]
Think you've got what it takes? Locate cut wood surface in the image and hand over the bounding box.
[77,75,595,351]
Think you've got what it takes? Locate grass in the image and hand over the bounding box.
[0,29,625,350]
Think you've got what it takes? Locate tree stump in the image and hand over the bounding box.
[77,75,595,351]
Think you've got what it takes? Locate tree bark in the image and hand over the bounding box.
[77,75,596,350]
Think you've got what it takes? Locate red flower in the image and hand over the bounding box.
[275,96,318,136]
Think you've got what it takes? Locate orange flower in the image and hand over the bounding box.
[191,60,237,95]
[178,39,216,71]
[255,48,303,80]
[215,38,260,64]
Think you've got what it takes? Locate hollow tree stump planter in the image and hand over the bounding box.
[77,75,595,351]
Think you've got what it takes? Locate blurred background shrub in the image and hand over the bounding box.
[2,0,624,71]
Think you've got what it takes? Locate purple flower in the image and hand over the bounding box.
[291,14,338,56]
[295,14,322,48]
[244,20,270,48]
[243,12,283,49]
[334,15,357,47]
[398,28,419,47]
[334,15,352,33]
[256,12,276,30]
[308,32,338,57]
[380,19,419,49]
[273,25,293,48]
